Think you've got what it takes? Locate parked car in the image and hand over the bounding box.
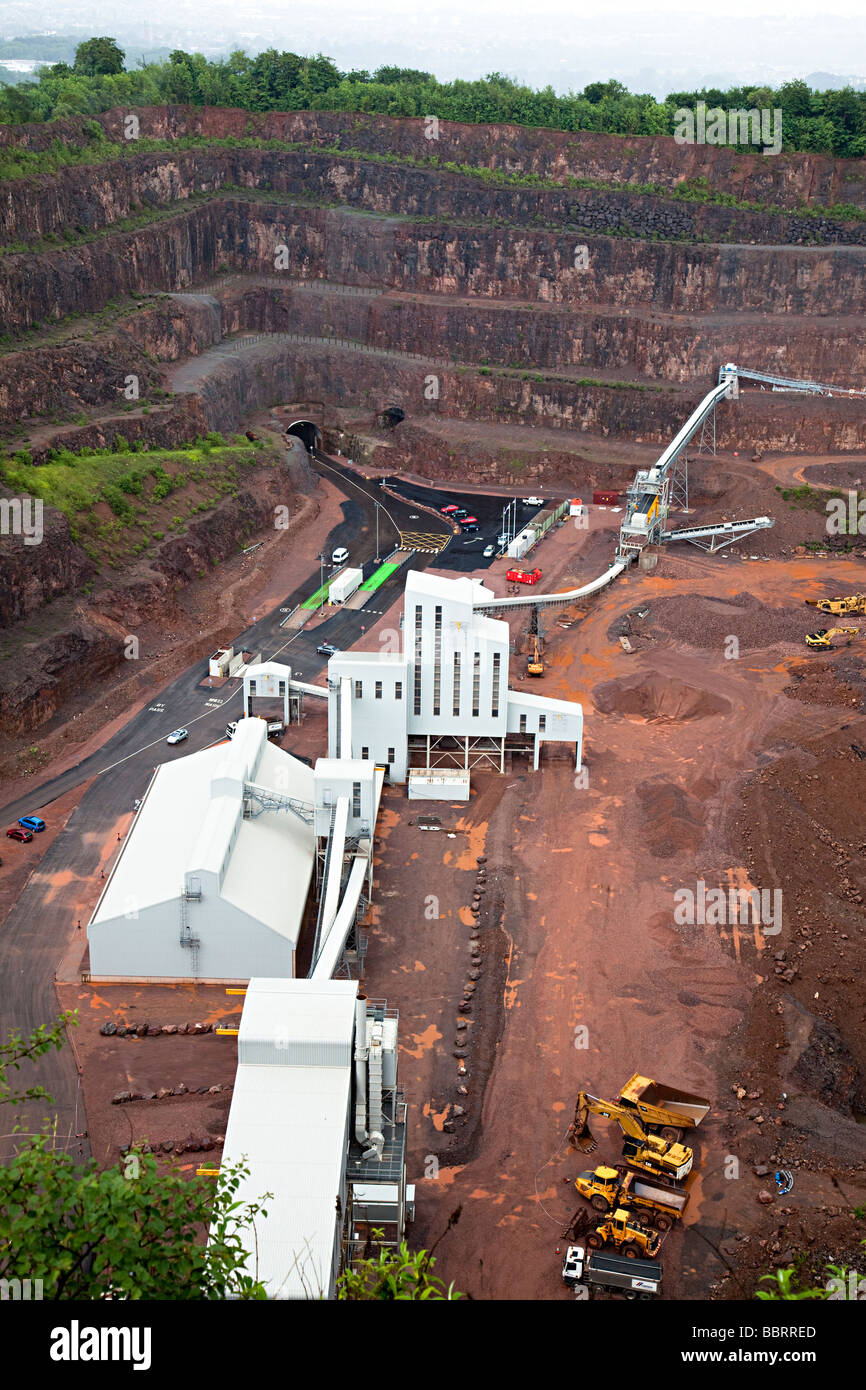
[331,547,349,565]
[166,728,189,745]
[317,642,340,657]
[483,545,496,558]
[440,504,459,514]
[6,827,33,842]
[454,508,469,519]
[460,516,478,527]
[523,496,545,506]
[461,523,479,532]
[18,815,46,832]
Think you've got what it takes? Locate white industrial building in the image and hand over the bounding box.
[88,718,317,981]
[215,977,410,1300]
[88,571,581,981]
[327,570,582,797]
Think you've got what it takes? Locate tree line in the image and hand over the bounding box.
[0,37,864,158]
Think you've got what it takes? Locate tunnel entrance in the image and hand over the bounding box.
[285,419,322,451]
[379,405,405,428]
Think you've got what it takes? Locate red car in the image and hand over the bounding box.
[440,504,460,514]
[6,826,33,842]
[506,567,542,585]
[460,516,478,526]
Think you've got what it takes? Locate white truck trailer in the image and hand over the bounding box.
[561,1244,662,1299]
[329,566,363,603]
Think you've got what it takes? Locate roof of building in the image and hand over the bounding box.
[90,719,315,949]
[218,978,359,1299]
[507,688,584,718]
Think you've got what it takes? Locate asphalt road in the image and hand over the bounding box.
[382,477,547,571]
[0,451,464,1156]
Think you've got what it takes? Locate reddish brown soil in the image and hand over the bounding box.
[360,525,866,1302]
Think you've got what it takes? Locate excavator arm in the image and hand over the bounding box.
[569,1091,650,1152]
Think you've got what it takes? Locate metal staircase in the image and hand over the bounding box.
[178,877,202,976]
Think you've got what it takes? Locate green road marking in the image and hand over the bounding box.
[302,579,333,609]
[360,561,401,592]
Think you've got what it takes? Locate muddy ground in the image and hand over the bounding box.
[5,434,866,1302]
[357,510,866,1301]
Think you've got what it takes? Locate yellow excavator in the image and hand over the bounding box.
[527,609,544,677]
[805,594,866,615]
[804,626,860,649]
[569,1075,710,1183]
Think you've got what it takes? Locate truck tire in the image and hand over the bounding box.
[659,1126,683,1143]
[654,1213,673,1232]
[623,1244,641,1260]
[591,1195,609,1212]
[586,1232,604,1250]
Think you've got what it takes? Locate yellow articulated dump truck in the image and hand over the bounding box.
[575,1165,691,1231]
[569,1074,710,1183]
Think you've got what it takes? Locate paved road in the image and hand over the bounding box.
[382,477,547,571]
[0,451,461,1156]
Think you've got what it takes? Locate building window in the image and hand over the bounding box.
[539,714,546,732]
[395,681,402,700]
[433,604,442,716]
[388,746,395,764]
[453,652,461,716]
[375,681,382,699]
[354,680,363,699]
[519,714,527,733]
[491,652,501,718]
[361,746,369,759]
[352,782,361,817]
[413,605,423,716]
[472,652,481,717]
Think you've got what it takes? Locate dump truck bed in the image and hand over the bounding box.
[628,1175,690,1213]
[619,1074,710,1127]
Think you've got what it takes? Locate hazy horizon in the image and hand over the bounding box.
[1,0,865,98]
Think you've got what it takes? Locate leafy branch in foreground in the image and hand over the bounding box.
[338,1234,464,1300]
[0,1013,75,1106]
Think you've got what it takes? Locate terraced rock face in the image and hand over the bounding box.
[1,106,865,738]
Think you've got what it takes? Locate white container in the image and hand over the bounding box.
[329,567,363,603]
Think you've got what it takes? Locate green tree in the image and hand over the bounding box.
[0,1019,269,1299]
[337,1234,464,1300]
[73,38,125,78]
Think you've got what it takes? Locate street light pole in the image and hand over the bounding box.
[318,552,326,611]
[375,502,381,564]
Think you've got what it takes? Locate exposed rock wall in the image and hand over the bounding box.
[4,200,866,336]
[4,105,863,211]
[4,146,864,249]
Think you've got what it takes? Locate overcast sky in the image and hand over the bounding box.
[3,0,866,95]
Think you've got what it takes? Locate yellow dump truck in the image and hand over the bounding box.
[575,1165,691,1231]
[616,1073,710,1142]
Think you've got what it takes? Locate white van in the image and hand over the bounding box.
[331,547,349,565]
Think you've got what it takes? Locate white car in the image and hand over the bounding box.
[483,545,496,558]
[331,547,349,565]
[523,496,545,507]
[166,728,188,745]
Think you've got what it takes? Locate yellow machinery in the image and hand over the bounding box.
[575,1165,690,1231]
[569,1075,709,1183]
[585,1207,662,1260]
[527,635,544,677]
[805,594,866,615]
[804,626,860,649]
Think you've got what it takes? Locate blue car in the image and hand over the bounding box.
[18,815,45,832]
